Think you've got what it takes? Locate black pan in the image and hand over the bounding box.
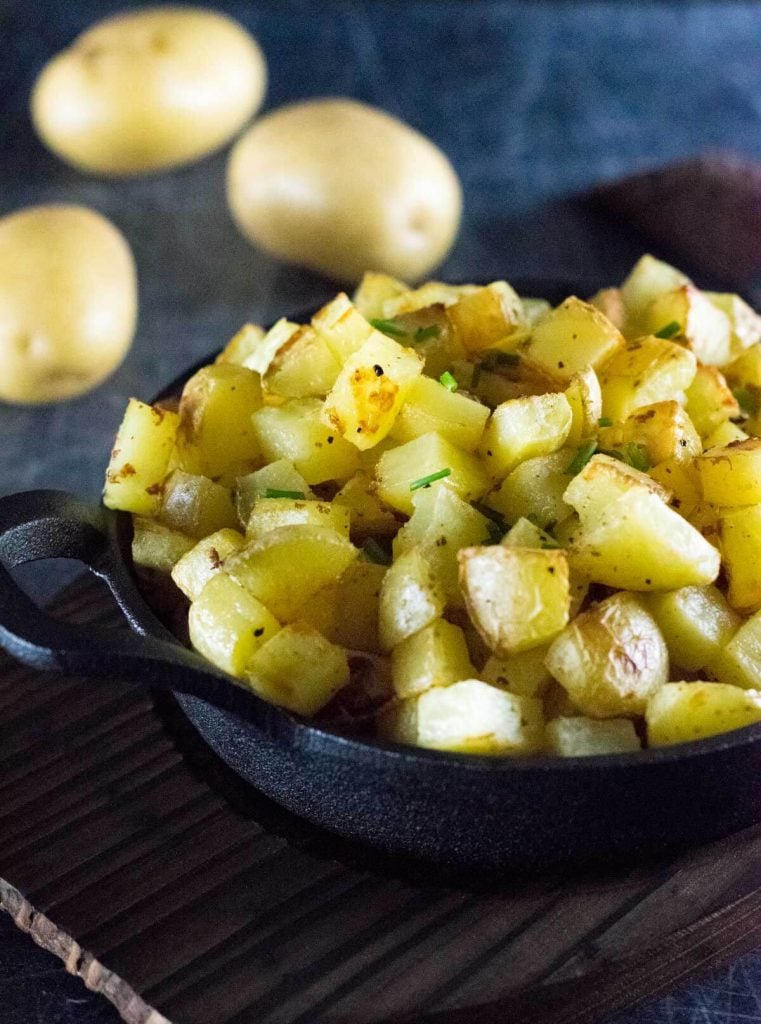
[2,278,761,874]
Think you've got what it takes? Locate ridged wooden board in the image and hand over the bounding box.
[3,575,761,1024]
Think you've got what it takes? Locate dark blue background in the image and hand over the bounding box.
[2,1,761,1021]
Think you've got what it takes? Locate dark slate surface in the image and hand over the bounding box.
[2,1,761,1021]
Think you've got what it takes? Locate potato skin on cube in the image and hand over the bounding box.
[171,528,245,601]
[188,573,280,678]
[479,392,573,480]
[391,619,474,699]
[698,439,761,507]
[545,592,668,718]
[379,547,445,650]
[104,399,179,515]
[458,545,570,657]
[545,716,641,757]
[160,470,238,540]
[646,682,761,747]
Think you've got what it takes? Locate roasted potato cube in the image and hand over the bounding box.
[698,439,761,506]
[240,317,299,375]
[479,392,573,480]
[707,292,761,355]
[646,682,761,747]
[103,399,179,515]
[703,420,748,449]
[724,343,761,389]
[263,325,341,398]
[311,293,373,363]
[620,254,690,329]
[718,505,761,613]
[234,459,313,526]
[521,297,624,381]
[215,323,266,365]
[481,645,553,698]
[376,431,490,516]
[171,528,245,601]
[297,561,386,654]
[224,524,358,622]
[685,365,739,438]
[545,716,640,756]
[643,284,732,366]
[599,401,701,466]
[598,335,697,422]
[391,618,475,699]
[353,271,408,320]
[245,497,350,539]
[708,611,761,689]
[159,470,238,539]
[644,584,740,673]
[175,364,262,479]
[501,517,557,550]
[382,281,478,318]
[487,449,576,529]
[252,398,360,485]
[564,367,603,446]
[545,592,668,718]
[648,457,702,512]
[390,374,489,452]
[446,281,525,353]
[379,547,445,650]
[383,680,544,755]
[564,453,669,518]
[392,485,492,606]
[188,573,280,677]
[333,472,399,540]
[588,287,627,333]
[245,623,349,716]
[459,545,570,656]
[131,517,195,574]
[322,332,424,450]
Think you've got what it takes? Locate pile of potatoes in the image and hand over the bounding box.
[0,7,461,405]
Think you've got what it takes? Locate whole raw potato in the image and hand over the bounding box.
[0,205,137,404]
[227,99,462,282]
[31,8,266,176]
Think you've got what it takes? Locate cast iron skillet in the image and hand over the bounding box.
[1,279,761,874]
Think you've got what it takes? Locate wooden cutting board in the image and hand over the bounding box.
[3,574,761,1024]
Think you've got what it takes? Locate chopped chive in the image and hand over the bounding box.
[566,441,598,475]
[655,320,681,339]
[370,318,408,338]
[733,386,759,417]
[264,488,305,500]
[414,325,440,342]
[598,416,613,427]
[620,442,651,472]
[410,467,452,491]
[439,370,458,392]
[362,538,392,565]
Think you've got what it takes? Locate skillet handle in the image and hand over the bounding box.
[0,490,273,724]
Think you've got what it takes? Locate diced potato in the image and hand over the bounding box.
[446,281,525,353]
[245,497,350,539]
[521,297,624,381]
[521,297,552,326]
[263,325,341,398]
[545,716,640,756]
[708,610,761,689]
[234,460,313,526]
[648,457,702,512]
[224,524,358,622]
[647,682,761,747]
[175,364,262,480]
[103,399,179,515]
[391,306,466,379]
[479,392,573,480]
[333,472,399,541]
[718,505,761,613]
[707,292,761,355]
[159,470,238,539]
[245,623,349,716]
[353,271,409,320]
[599,401,701,466]
[378,547,445,650]
[487,449,576,529]
[564,367,603,446]
[252,398,360,484]
[392,485,491,606]
[564,453,669,518]
[382,680,543,755]
[375,431,490,516]
[703,421,748,449]
[481,645,553,698]
[322,332,424,450]
[131,517,195,574]
[620,254,690,328]
[685,365,739,438]
[215,323,266,365]
[188,573,280,677]
[240,317,299,375]
[391,619,475,698]
[298,561,386,653]
[459,545,570,656]
[643,284,732,366]
[598,335,697,422]
[698,439,761,506]
[643,585,740,672]
[545,593,668,717]
[722,344,761,389]
[171,528,245,601]
[382,281,478,318]
[588,287,627,333]
[311,293,373,363]
[390,374,489,452]
[501,517,557,550]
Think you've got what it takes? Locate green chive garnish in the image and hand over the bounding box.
[362,538,392,565]
[410,468,452,491]
[598,417,613,427]
[620,442,651,472]
[439,370,458,392]
[414,325,440,343]
[733,386,759,417]
[264,488,305,500]
[566,441,598,475]
[370,318,408,338]
[655,321,681,339]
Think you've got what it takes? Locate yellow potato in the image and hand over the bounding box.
[0,205,136,403]
[227,99,462,282]
[32,8,266,175]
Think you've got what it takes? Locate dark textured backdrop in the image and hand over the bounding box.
[2,1,761,1021]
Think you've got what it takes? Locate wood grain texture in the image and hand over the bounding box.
[2,576,761,1024]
